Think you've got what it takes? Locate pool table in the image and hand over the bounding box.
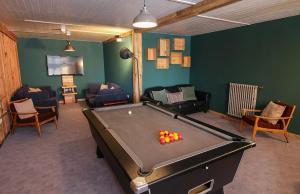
[83,102,255,194]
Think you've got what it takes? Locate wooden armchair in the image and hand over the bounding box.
[240,102,296,142]
[9,98,58,137]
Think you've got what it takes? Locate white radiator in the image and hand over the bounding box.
[227,82,259,118]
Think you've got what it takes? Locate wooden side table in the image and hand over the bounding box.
[62,85,77,104]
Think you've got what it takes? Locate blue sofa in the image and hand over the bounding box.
[11,85,59,117]
[84,83,129,108]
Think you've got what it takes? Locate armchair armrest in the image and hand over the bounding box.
[34,98,58,118]
[254,115,292,120]
[195,90,211,101]
[241,109,262,116]
[14,112,38,115]
[140,95,161,105]
[253,115,293,128]
[195,90,211,112]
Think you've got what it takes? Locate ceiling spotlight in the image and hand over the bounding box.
[116,35,123,42]
[133,0,157,28]
[60,24,66,33]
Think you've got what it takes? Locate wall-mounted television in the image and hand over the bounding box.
[47,55,84,76]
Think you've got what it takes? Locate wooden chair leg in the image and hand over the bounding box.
[252,128,257,141]
[284,131,289,143]
[11,117,17,134]
[54,117,58,129]
[35,123,42,137]
[34,116,42,137]
[239,120,244,131]
[11,123,16,134]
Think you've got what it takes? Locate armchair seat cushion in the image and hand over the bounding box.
[242,115,282,129]
[17,111,56,124]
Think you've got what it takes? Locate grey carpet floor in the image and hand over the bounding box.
[0,104,299,194]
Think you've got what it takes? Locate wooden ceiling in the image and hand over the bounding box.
[0,0,299,41]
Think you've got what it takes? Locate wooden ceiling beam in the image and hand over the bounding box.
[0,23,17,41]
[135,0,241,33]
[103,30,133,44]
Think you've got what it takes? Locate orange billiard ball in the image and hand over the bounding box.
[159,131,165,136]
[160,136,165,139]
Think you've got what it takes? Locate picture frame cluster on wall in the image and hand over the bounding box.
[146,37,191,69]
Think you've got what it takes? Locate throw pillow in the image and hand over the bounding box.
[166,92,184,104]
[14,99,37,120]
[180,86,197,101]
[151,89,168,104]
[261,101,286,125]
[108,83,121,89]
[28,87,42,93]
[100,84,109,90]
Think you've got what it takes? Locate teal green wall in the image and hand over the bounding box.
[190,15,300,134]
[143,33,191,90]
[103,33,191,95]
[103,36,133,95]
[18,38,105,98]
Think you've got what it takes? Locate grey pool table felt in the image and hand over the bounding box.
[93,105,226,171]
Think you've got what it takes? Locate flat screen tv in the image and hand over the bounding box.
[47,55,84,76]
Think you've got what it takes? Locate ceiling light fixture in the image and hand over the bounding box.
[168,0,195,5]
[115,35,123,42]
[64,31,75,52]
[60,24,66,33]
[133,0,157,28]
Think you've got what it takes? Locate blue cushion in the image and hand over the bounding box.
[88,83,100,94]
[107,82,121,89]
[97,88,124,95]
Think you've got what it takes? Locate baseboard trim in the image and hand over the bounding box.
[208,109,300,140]
[59,98,85,104]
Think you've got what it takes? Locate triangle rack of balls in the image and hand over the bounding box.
[159,130,183,145]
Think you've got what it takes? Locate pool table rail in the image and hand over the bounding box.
[83,104,255,194]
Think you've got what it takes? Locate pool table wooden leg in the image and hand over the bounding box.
[96,146,104,158]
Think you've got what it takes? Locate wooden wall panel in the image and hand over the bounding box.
[0,26,22,144]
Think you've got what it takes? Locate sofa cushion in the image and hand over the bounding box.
[165,86,179,93]
[180,86,197,101]
[151,89,168,104]
[100,84,109,90]
[88,83,100,94]
[166,92,184,104]
[25,90,50,102]
[28,87,42,93]
[12,86,29,100]
[107,83,121,89]
[261,101,286,125]
[97,88,124,95]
